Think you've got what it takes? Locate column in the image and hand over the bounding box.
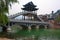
[24,16,25,20]
[22,15,24,20]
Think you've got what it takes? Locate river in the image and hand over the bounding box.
[9,28,60,40]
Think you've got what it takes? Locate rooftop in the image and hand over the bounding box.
[21,1,38,11]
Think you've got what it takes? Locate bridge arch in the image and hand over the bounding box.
[10,24,22,30]
[20,25,28,30]
[39,24,45,29]
[30,25,37,29]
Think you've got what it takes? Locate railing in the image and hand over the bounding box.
[8,12,23,19]
[8,11,37,19]
[10,19,49,24]
[22,11,37,15]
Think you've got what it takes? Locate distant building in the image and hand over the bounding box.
[50,10,60,19]
[48,10,60,26]
[47,11,54,20]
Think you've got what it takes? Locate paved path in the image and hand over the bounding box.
[0,38,15,40]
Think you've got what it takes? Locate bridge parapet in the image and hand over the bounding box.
[22,11,37,15]
[8,12,37,19]
[10,19,49,25]
[8,12,23,19]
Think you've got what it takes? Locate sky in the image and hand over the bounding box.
[9,0,60,15]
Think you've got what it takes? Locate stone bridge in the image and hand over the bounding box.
[8,12,52,30]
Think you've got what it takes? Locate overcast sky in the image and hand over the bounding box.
[9,0,60,15]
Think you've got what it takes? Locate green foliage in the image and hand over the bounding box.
[55,16,60,22]
[0,0,18,25]
[0,14,9,25]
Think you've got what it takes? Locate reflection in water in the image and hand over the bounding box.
[11,29,60,40]
[9,25,60,40]
[15,35,60,40]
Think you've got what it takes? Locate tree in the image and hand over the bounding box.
[55,9,60,24]
[55,16,60,24]
[0,0,18,32]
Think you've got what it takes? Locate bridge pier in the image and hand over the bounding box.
[36,25,39,29]
[28,25,31,32]
[45,25,47,29]
[18,25,23,30]
[7,26,11,32]
[28,26,31,30]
